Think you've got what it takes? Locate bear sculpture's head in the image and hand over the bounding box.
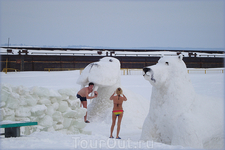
[77,57,121,87]
[143,54,187,88]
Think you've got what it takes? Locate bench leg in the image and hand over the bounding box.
[5,127,20,138]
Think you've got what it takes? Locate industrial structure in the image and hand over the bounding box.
[1,47,224,72]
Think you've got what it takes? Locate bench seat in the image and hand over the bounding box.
[0,121,38,138]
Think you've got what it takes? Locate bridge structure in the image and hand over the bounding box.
[1,46,224,72]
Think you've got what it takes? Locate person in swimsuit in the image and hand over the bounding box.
[77,82,98,123]
[109,87,127,139]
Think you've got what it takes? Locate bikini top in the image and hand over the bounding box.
[114,95,122,107]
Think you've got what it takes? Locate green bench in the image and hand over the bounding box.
[0,121,38,138]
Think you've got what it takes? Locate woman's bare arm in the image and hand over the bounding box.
[123,94,127,101]
[110,92,115,100]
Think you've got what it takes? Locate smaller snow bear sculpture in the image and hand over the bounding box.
[77,57,121,122]
[141,55,224,149]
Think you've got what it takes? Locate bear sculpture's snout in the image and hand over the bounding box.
[143,67,151,75]
[143,67,150,73]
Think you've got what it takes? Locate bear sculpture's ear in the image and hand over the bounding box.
[178,54,183,60]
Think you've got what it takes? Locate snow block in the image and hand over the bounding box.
[71,119,86,129]
[54,123,64,130]
[38,97,51,105]
[0,108,5,120]
[50,97,58,103]
[69,95,77,100]
[46,105,54,116]
[4,115,15,121]
[30,125,45,133]
[63,109,86,118]
[59,95,69,101]
[15,107,31,117]
[15,117,30,122]
[63,110,77,118]
[52,111,64,123]
[76,108,87,118]
[69,99,80,110]
[31,105,47,116]
[68,125,80,134]
[58,88,77,97]
[52,102,59,110]
[6,94,20,109]
[58,101,69,113]
[39,115,53,127]
[63,118,72,129]
[31,87,50,97]
[29,116,39,122]
[49,89,61,97]
[1,89,9,102]
[3,107,15,116]
[14,85,29,95]
[20,93,37,106]
[0,102,6,108]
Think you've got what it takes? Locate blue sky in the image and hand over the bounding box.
[0,0,224,49]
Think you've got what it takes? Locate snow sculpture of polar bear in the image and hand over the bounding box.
[77,57,121,122]
[141,55,224,149]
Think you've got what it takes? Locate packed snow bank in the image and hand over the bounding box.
[0,84,90,135]
[141,55,224,149]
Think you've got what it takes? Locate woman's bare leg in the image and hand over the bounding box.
[110,113,117,138]
[116,113,123,138]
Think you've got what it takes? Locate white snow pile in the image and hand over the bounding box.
[77,57,149,127]
[141,54,224,149]
[0,84,90,135]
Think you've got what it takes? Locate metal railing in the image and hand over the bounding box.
[187,68,224,74]
[2,68,20,74]
[120,68,224,75]
[2,67,224,75]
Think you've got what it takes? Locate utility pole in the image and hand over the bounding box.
[8,38,10,47]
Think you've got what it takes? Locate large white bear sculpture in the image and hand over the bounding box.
[141,55,224,149]
[76,57,121,122]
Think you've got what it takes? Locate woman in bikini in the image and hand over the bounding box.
[109,87,127,139]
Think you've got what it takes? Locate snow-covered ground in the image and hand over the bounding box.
[0,69,224,149]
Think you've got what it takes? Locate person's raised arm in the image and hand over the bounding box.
[123,94,127,101]
[110,92,115,100]
[85,88,97,99]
